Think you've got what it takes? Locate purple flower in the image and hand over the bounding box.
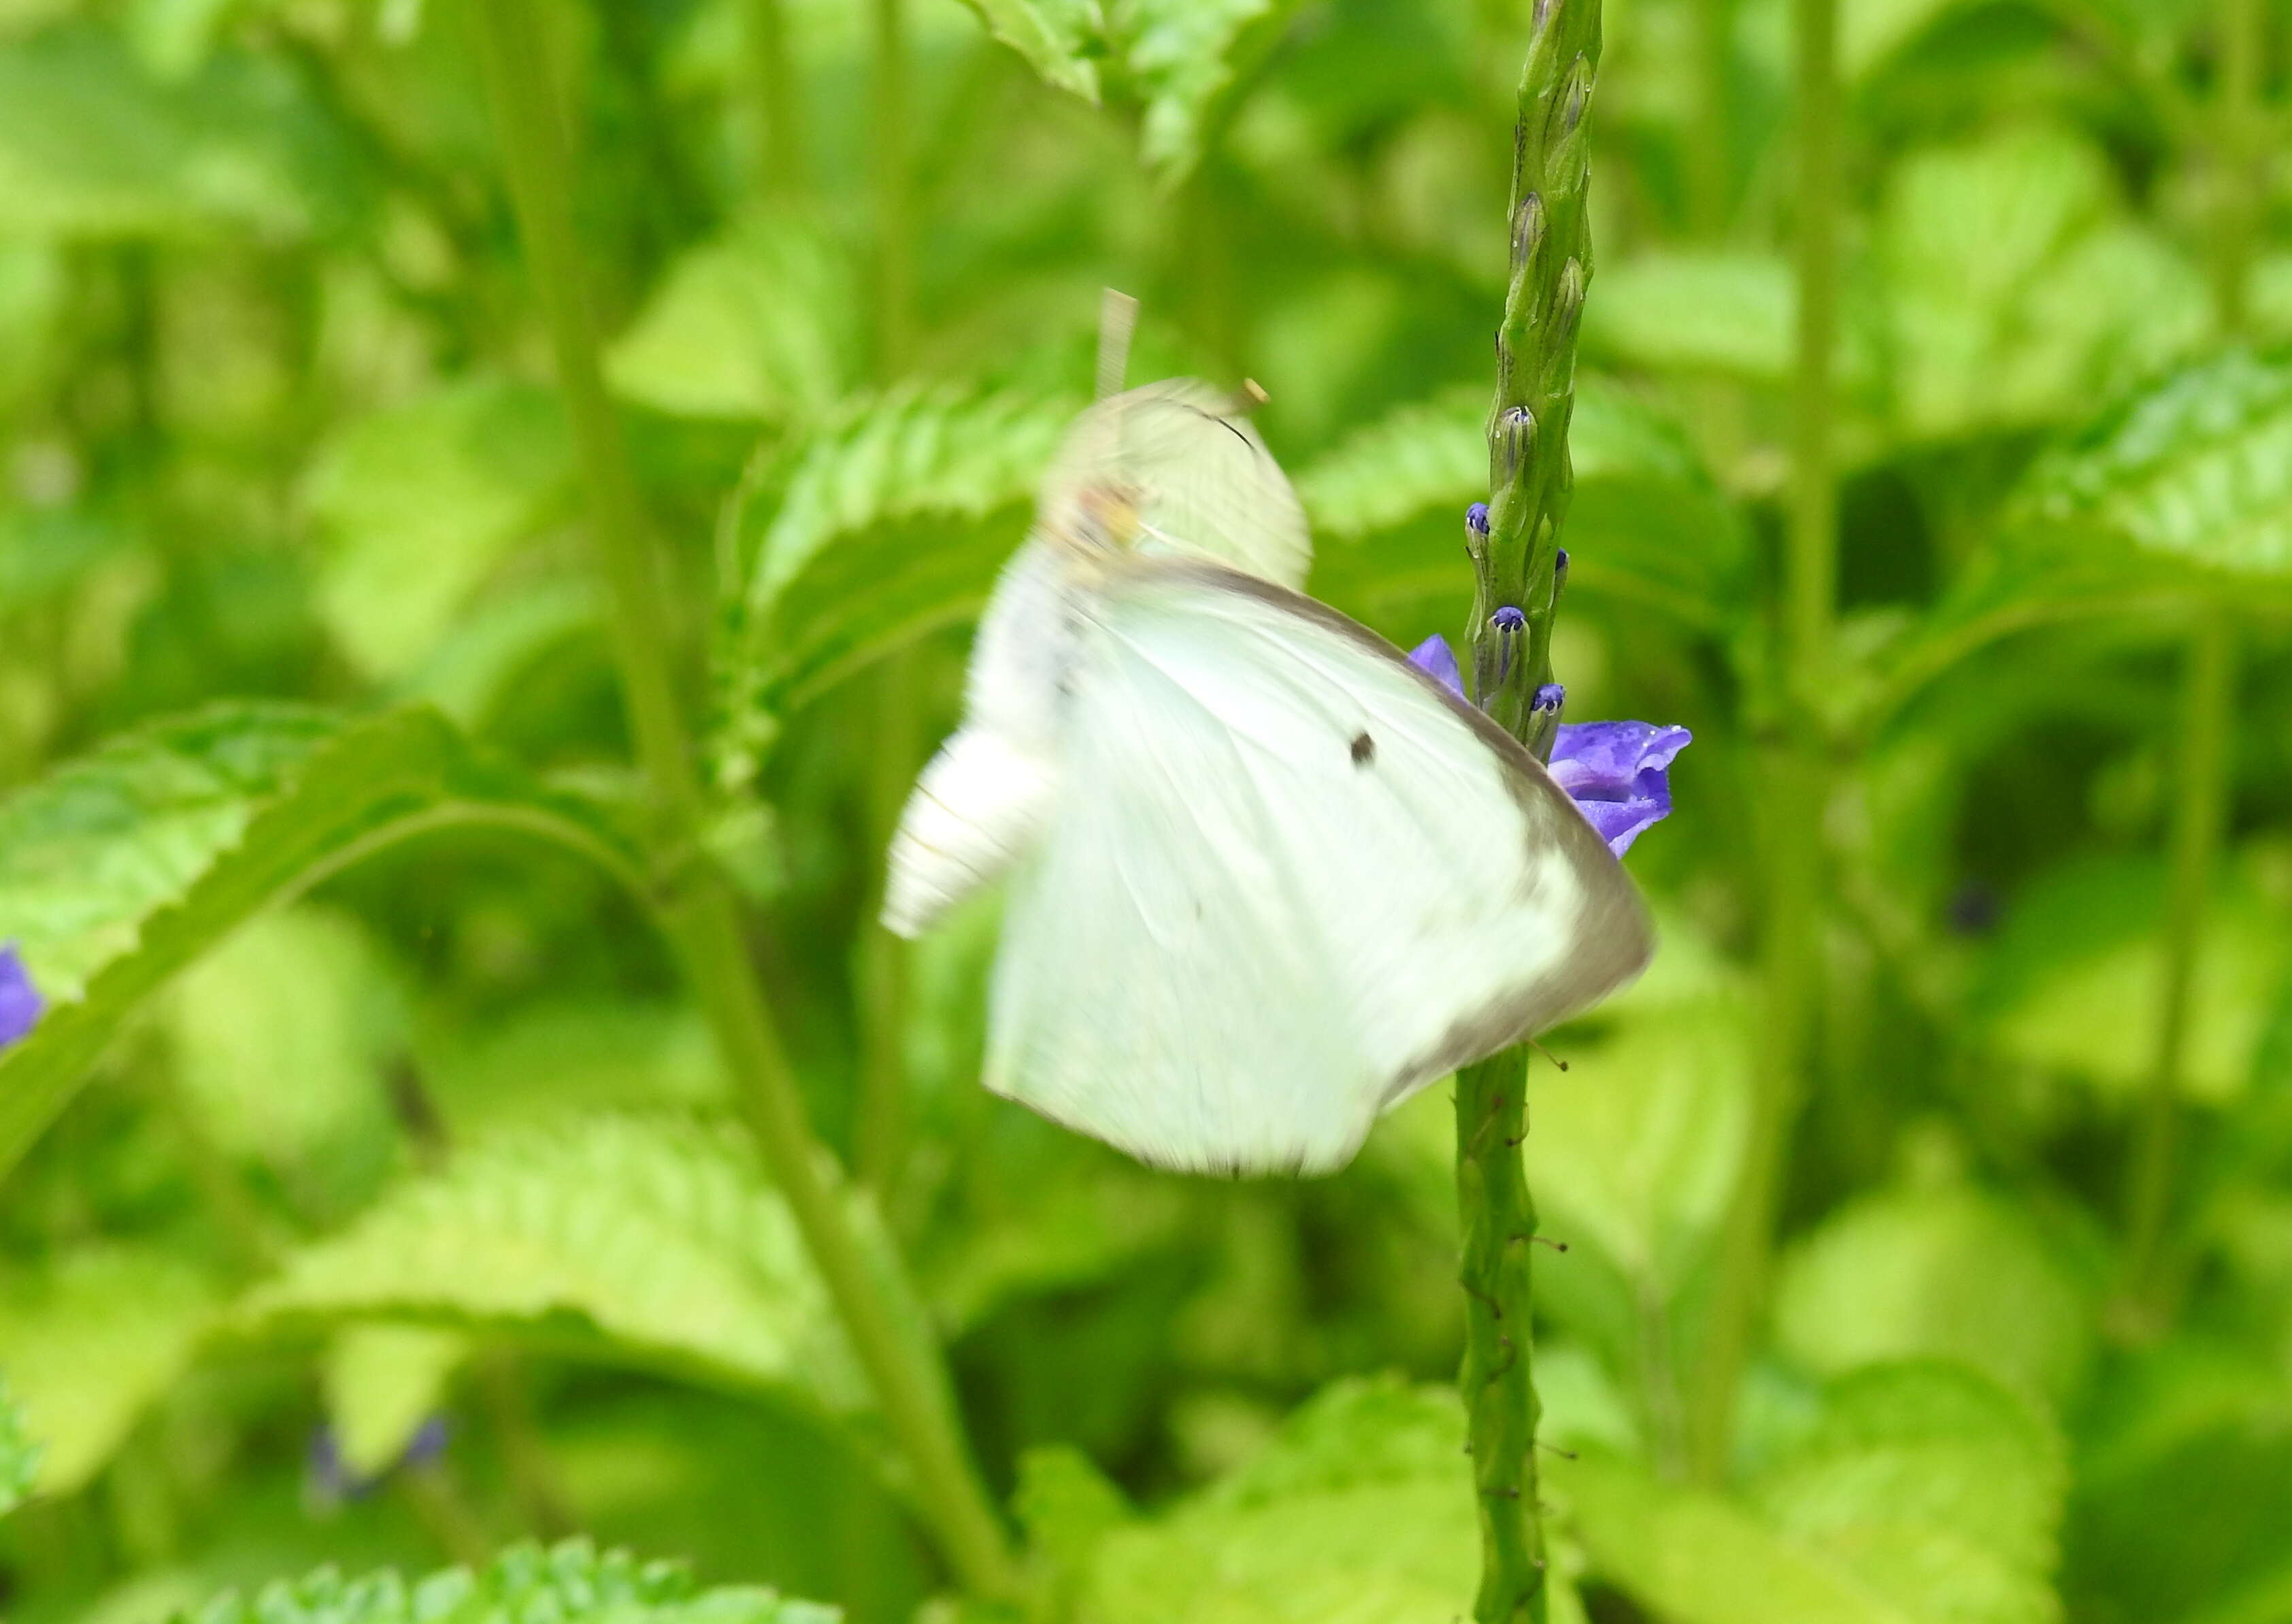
[1532,682,1565,714]
[1548,721,1692,857]
[1408,635,1465,698]
[0,946,40,1050]
[1404,636,1690,857]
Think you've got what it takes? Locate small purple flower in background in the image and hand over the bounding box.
[1406,635,1690,857]
[0,946,41,1051]
[306,1414,452,1509]
[1532,682,1565,714]
[1548,721,1692,857]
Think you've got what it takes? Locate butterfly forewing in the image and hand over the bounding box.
[983,560,1651,1174]
[1037,381,1310,589]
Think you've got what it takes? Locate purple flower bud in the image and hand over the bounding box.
[1554,548,1569,589]
[1408,635,1466,700]
[1491,606,1527,634]
[0,946,41,1051]
[1548,722,1692,857]
[1466,502,1491,538]
[1532,683,1565,714]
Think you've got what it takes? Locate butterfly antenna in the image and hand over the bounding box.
[1096,288,1140,400]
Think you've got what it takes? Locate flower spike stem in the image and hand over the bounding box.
[472,0,1018,1598]
[1457,4,1601,1621]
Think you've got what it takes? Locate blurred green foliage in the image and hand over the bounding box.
[0,0,2288,1621]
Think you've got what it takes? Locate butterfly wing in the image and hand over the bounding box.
[1039,381,1310,589]
[985,560,1651,1174]
[883,541,1068,937]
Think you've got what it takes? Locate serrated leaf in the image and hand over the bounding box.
[1563,1363,2066,1624]
[0,24,371,241]
[714,386,1078,776]
[236,1115,874,1421]
[1126,0,1304,183]
[0,1244,220,1494]
[1864,355,2292,724]
[1295,378,1749,630]
[173,1538,840,1624]
[606,214,863,422]
[1776,1184,2096,1408]
[1081,1378,1591,1624]
[0,704,640,1181]
[1750,1365,2067,1624]
[2010,350,2292,578]
[0,1373,39,1515]
[952,0,1103,102]
[1879,125,2208,442]
[303,379,574,680]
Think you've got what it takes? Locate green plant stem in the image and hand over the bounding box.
[873,0,914,378]
[2211,0,2263,333]
[2125,603,2238,1309]
[857,653,918,1196]
[1688,0,1733,237]
[745,0,803,196]
[471,0,1017,1597]
[1688,0,1836,1486]
[854,0,920,1200]
[1456,6,1601,1621]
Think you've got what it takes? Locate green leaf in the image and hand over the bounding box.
[2010,350,2292,579]
[606,214,863,422]
[1081,1378,1598,1624]
[1016,1445,1133,1612]
[163,905,404,1178]
[1970,853,2290,1107]
[321,1323,466,1480]
[1878,125,2208,443]
[0,1244,221,1495]
[416,1000,731,1143]
[713,386,1078,778]
[1583,252,1802,384]
[1776,1183,2096,1409]
[1295,378,1749,630]
[235,1114,874,1421]
[302,380,574,680]
[1749,1365,2067,1624]
[0,1373,39,1516]
[0,704,640,1181]
[950,0,1103,103]
[1863,354,2292,723]
[172,1539,839,1624]
[0,24,370,241]
[1564,1363,2066,1624]
[1125,0,1305,183]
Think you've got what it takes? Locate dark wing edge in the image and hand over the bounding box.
[1133,557,1657,1093]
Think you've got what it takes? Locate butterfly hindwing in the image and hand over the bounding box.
[984,559,1651,1174]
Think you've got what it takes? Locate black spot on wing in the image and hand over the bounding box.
[1350,731,1376,767]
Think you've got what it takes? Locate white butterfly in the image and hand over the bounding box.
[884,372,1650,1176]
